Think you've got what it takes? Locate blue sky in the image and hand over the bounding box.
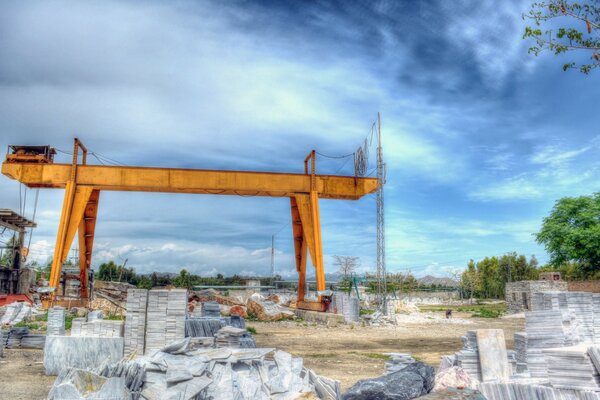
[0,0,599,279]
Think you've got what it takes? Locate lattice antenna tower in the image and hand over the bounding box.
[271,234,275,278]
[376,112,388,314]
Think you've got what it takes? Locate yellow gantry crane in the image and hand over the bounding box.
[2,139,377,310]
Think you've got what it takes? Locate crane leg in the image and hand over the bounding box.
[292,193,326,309]
[291,197,308,302]
[78,189,100,299]
[49,184,94,295]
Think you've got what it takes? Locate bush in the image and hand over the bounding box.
[471,308,503,318]
[246,326,257,334]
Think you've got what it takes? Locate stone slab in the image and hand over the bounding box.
[476,329,510,382]
[44,336,124,375]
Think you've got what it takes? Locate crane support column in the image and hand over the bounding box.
[78,189,100,298]
[291,151,327,311]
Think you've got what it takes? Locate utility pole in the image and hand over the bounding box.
[376,112,388,314]
[270,235,275,278]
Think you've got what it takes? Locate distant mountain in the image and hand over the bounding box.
[417,275,458,287]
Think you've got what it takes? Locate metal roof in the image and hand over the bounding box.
[0,209,36,232]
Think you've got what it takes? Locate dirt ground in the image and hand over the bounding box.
[0,311,524,398]
[0,348,55,400]
[252,312,525,390]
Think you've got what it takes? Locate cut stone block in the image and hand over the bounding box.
[44,336,124,375]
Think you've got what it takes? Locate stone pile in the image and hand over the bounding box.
[247,297,294,321]
[47,306,66,336]
[53,345,341,400]
[214,325,255,348]
[185,317,226,338]
[201,301,220,317]
[123,289,148,357]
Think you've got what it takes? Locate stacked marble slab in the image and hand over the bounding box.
[47,307,66,336]
[71,318,124,337]
[123,289,148,357]
[514,332,528,373]
[215,326,249,348]
[201,301,220,317]
[524,309,566,378]
[456,331,482,381]
[567,292,594,343]
[185,317,227,337]
[20,334,46,349]
[479,381,600,400]
[144,289,186,354]
[593,295,600,343]
[0,329,7,356]
[543,344,600,390]
[6,327,29,348]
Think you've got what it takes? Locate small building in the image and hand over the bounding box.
[505,280,568,313]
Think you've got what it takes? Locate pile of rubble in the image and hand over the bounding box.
[49,344,340,400]
[42,287,341,400]
[91,281,134,316]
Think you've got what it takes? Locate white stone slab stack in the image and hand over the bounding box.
[543,344,600,391]
[514,332,528,374]
[567,292,594,343]
[124,289,148,357]
[47,307,66,336]
[144,289,186,354]
[593,294,600,343]
[524,309,565,378]
[456,331,481,381]
[71,319,124,337]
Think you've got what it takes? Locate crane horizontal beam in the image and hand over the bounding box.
[1,163,378,199]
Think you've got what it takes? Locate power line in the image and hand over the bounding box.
[315,151,354,159]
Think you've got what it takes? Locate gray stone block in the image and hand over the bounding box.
[44,336,124,375]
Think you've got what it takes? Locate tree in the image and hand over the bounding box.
[332,255,360,278]
[173,268,193,290]
[536,193,600,277]
[460,260,479,302]
[524,1,600,73]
